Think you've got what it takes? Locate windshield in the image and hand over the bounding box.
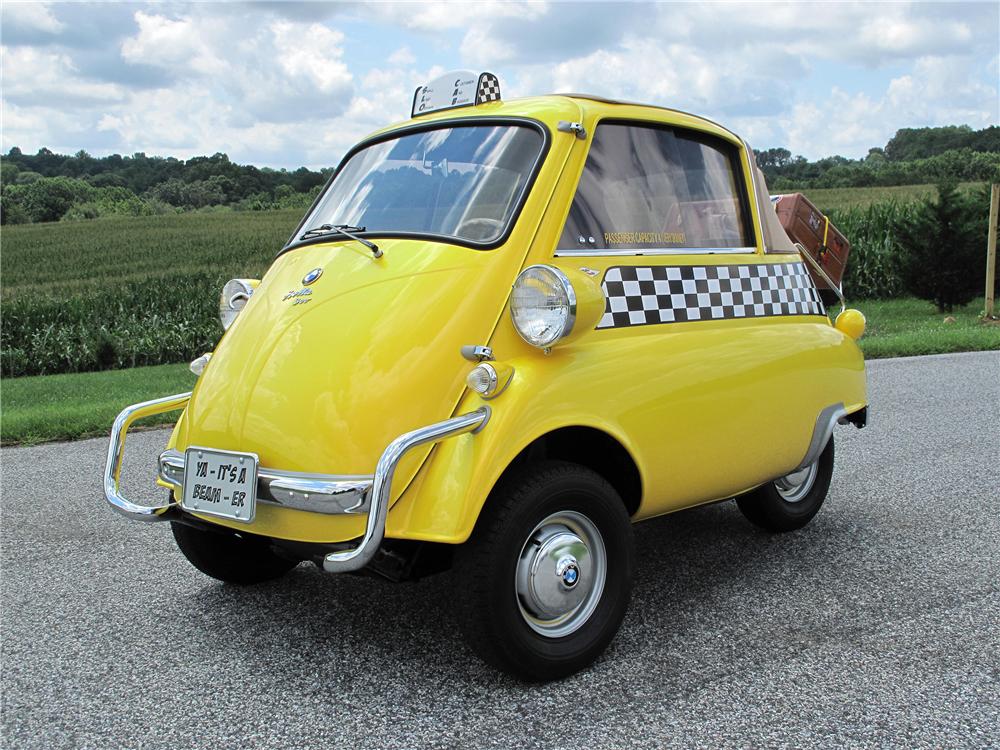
[297,124,544,245]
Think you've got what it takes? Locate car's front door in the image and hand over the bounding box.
[550,120,831,515]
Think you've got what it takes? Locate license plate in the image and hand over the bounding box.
[182,447,258,523]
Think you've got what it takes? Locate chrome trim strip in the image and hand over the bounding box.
[159,449,374,515]
[323,406,491,573]
[104,392,192,521]
[741,136,767,252]
[269,475,372,514]
[796,242,846,312]
[795,403,847,471]
[553,247,756,257]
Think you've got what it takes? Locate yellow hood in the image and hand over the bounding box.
[181,237,515,488]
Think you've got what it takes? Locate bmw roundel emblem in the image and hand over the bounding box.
[302,268,323,285]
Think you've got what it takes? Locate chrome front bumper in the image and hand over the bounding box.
[157,450,375,515]
[103,392,490,573]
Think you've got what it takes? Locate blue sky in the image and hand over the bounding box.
[2,1,997,169]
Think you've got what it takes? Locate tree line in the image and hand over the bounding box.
[1,124,997,225]
[756,125,999,189]
[1,149,330,225]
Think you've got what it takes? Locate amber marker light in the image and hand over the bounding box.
[835,309,866,340]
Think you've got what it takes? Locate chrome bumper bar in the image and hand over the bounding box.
[103,392,490,572]
[157,450,375,515]
[104,392,193,521]
[323,407,490,573]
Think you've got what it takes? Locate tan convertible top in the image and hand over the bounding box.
[750,156,798,254]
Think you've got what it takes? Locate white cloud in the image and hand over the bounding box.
[1,1,996,166]
[374,1,546,32]
[2,98,95,153]
[463,2,997,158]
[782,55,998,158]
[1,46,125,104]
[271,21,352,94]
[120,11,226,76]
[887,56,998,119]
[388,46,416,66]
[2,2,65,33]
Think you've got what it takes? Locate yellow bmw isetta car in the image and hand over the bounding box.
[104,71,867,681]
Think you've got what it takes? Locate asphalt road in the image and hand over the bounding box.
[2,351,998,749]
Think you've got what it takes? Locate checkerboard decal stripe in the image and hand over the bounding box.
[597,262,825,329]
[476,73,501,104]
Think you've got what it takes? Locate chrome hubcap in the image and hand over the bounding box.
[515,511,606,638]
[774,461,819,503]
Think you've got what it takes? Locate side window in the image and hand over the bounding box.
[558,123,754,252]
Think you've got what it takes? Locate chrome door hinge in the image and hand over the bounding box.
[557,121,587,139]
[460,345,494,362]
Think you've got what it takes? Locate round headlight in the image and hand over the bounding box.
[510,265,576,348]
[219,279,255,330]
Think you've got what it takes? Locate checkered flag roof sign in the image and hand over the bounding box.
[476,73,502,104]
[411,70,502,118]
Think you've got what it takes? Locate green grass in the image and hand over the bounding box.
[855,297,1000,359]
[2,298,997,445]
[1,363,195,445]
[794,182,985,212]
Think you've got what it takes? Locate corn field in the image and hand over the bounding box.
[2,210,299,377]
[829,201,919,301]
[0,195,955,377]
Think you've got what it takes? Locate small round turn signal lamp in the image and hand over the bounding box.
[835,309,866,340]
[189,353,212,377]
[466,361,514,399]
[466,362,499,396]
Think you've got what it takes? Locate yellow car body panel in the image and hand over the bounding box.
[387,265,866,544]
[163,94,866,544]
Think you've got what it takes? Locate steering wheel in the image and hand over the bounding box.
[456,217,504,241]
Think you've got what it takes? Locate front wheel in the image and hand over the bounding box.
[455,461,635,681]
[736,435,835,532]
[171,521,299,584]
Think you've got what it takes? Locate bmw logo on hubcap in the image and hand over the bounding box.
[563,566,579,586]
[556,556,580,589]
[302,268,323,285]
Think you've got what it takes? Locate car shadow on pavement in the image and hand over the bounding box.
[182,498,843,688]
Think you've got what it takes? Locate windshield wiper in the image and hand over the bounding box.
[299,224,382,259]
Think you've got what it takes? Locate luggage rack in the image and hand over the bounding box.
[796,243,846,313]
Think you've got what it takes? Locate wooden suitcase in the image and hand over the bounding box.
[772,193,850,296]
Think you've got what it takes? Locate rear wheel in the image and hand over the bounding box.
[456,461,634,681]
[737,436,835,532]
[171,522,298,584]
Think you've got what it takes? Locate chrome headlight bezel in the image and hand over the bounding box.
[509,264,577,348]
[219,278,255,330]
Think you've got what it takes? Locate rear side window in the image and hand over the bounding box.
[559,123,754,252]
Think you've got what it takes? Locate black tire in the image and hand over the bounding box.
[455,460,635,682]
[737,435,835,532]
[171,522,298,585]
